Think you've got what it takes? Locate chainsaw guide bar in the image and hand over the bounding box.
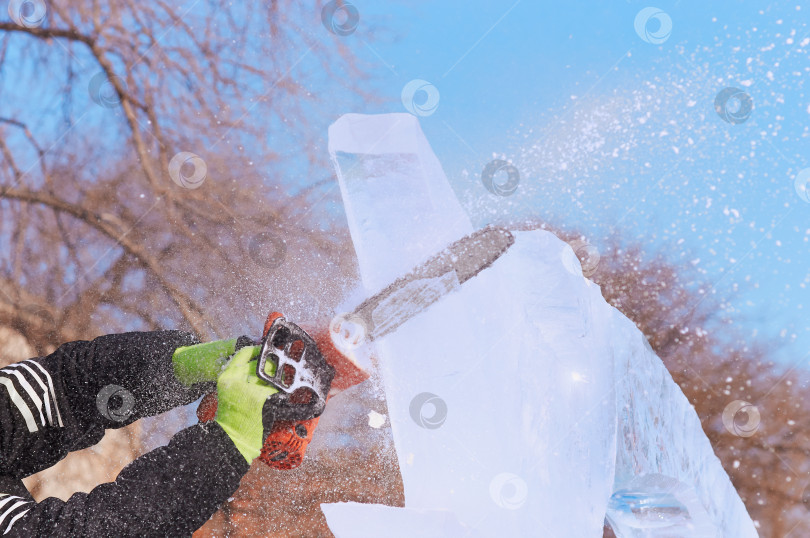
[332,225,515,348]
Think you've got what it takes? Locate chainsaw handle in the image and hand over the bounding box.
[196,312,335,470]
[196,393,324,470]
[255,314,332,417]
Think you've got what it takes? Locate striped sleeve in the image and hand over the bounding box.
[0,355,81,480]
[0,494,31,536]
[0,361,64,433]
[0,331,247,536]
[0,331,207,479]
[0,423,249,537]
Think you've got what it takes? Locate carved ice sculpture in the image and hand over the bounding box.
[320,113,758,538]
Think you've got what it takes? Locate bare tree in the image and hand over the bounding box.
[1,0,367,504]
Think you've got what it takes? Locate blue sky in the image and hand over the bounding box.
[309,0,810,366]
[2,1,807,367]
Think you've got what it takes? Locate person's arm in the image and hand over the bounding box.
[0,421,249,537]
[0,331,215,478]
[0,344,281,536]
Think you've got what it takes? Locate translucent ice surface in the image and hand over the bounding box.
[322,113,757,537]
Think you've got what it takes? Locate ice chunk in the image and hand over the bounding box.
[606,474,716,537]
[322,113,757,537]
[368,411,386,429]
[327,113,473,291]
[608,315,756,537]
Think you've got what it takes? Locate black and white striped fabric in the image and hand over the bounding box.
[0,361,63,433]
[0,495,30,536]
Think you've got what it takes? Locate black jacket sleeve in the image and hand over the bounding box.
[1,422,249,537]
[0,331,212,477]
[0,331,248,536]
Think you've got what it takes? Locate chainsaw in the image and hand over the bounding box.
[196,312,341,470]
[198,225,515,470]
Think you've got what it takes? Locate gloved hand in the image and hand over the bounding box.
[213,345,280,464]
[171,336,254,387]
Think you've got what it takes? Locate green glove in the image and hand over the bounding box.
[172,338,241,387]
[214,345,280,464]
